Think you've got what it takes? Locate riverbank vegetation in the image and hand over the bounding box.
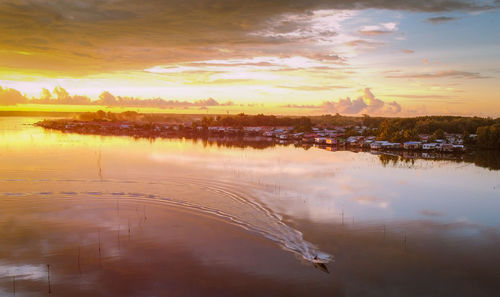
[33,110,500,150]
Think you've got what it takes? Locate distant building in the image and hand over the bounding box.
[314,137,326,144]
[325,138,337,145]
[382,142,401,150]
[370,141,388,150]
[422,143,439,150]
[403,141,422,150]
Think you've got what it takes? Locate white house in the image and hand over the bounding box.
[315,137,327,144]
[422,143,438,150]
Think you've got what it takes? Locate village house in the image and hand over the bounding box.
[325,138,337,145]
[403,141,422,150]
[419,134,430,142]
[346,136,364,146]
[370,141,388,150]
[278,134,289,140]
[302,133,317,143]
[382,142,401,150]
[441,143,455,152]
[315,137,327,144]
[422,143,439,150]
[361,138,375,148]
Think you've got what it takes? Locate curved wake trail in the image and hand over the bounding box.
[0,177,333,264]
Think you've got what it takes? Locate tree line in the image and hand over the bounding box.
[363,115,500,147]
[74,111,500,149]
[200,113,313,132]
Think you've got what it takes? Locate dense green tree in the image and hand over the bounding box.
[432,129,445,140]
[477,124,500,149]
[377,120,397,140]
[294,117,313,132]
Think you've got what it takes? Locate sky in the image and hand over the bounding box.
[0,0,499,116]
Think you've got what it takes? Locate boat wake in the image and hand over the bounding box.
[0,177,333,264]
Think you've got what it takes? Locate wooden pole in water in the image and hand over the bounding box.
[47,264,51,294]
[403,231,407,251]
[128,219,131,240]
[78,246,81,274]
[118,224,120,251]
[98,230,102,267]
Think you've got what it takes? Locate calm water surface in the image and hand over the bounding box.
[1,117,499,296]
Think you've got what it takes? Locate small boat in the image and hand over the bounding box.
[312,256,329,273]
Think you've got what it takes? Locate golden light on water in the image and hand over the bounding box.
[0,1,499,294]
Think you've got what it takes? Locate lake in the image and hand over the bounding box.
[1,116,499,297]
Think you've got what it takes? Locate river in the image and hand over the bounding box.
[1,117,499,297]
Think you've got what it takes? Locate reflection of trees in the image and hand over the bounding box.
[107,132,500,170]
[378,154,417,168]
[87,132,500,170]
[202,138,277,150]
[379,154,400,167]
[39,119,500,170]
[197,138,315,151]
[464,150,500,170]
[376,150,500,171]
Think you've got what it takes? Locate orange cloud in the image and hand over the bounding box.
[0,85,233,108]
[284,88,402,115]
[0,86,28,105]
[358,30,394,36]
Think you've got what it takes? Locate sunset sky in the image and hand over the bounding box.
[0,0,499,116]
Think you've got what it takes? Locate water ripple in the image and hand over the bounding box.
[0,177,332,264]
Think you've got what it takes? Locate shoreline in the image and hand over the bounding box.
[33,118,500,171]
[35,118,471,153]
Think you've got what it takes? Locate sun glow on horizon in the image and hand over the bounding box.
[0,1,498,116]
